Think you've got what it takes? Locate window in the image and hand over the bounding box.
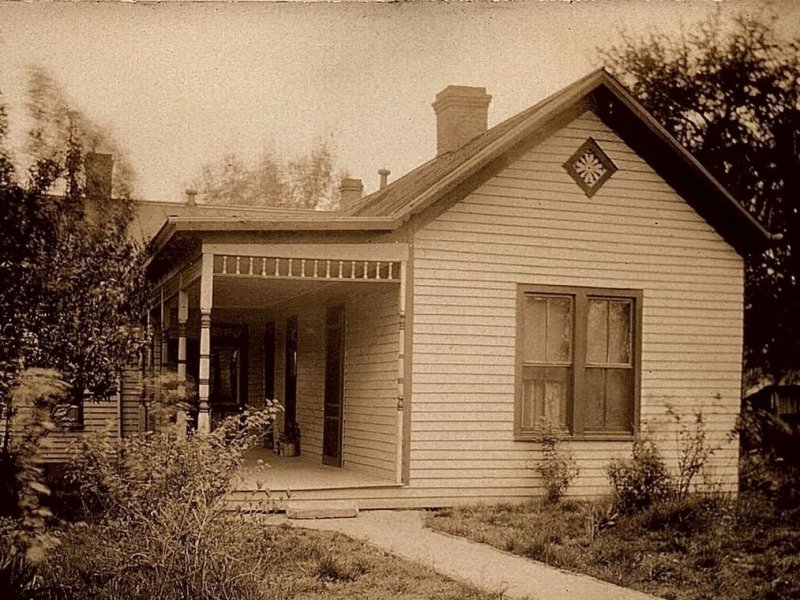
[516,285,641,438]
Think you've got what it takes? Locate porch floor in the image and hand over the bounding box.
[237,448,401,493]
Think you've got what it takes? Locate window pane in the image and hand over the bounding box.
[608,300,632,364]
[584,367,634,432]
[547,297,572,362]
[587,299,608,363]
[523,297,547,363]
[522,366,570,430]
[584,367,606,431]
[605,369,634,431]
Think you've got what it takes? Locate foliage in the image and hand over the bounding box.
[535,424,579,504]
[600,9,800,378]
[193,140,345,210]
[1,369,69,564]
[16,403,497,600]
[0,67,147,429]
[666,406,718,501]
[607,436,672,514]
[0,69,146,568]
[737,405,800,509]
[427,495,800,600]
[65,405,277,521]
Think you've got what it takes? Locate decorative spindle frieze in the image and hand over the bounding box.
[213,253,402,283]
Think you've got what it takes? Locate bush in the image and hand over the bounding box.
[607,436,672,514]
[666,406,717,501]
[536,425,579,504]
[33,405,278,599]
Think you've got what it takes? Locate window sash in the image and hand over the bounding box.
[516,285,641,438]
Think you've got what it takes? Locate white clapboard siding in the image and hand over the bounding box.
[120,364,142,436]
[295,306,325,461]
[37,397,120,462]
[343,289,399,479]
[405,109,744,500]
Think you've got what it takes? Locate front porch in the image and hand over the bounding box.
[145,240,410,495]
[239,450,403,492]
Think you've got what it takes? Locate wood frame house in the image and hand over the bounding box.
[50,70,775,508]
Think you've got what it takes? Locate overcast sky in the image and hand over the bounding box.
[0,0,797,201]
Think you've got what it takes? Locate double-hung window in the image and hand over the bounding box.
[516,285,641,438]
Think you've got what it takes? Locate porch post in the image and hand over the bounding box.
[156,288,168,431]
[197,253,214,434]
[176,286,189,436]
[396,260,407,484]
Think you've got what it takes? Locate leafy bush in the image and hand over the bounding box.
[666,406,717,500]
[607,436,672,514]
[32,406,278,599]
[64,403,276,521]
[536,425,579,504]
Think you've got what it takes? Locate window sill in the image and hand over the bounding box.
[514,433,634,443]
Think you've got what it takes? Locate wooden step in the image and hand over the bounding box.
[285,502,359,519]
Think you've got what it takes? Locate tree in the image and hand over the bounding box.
[193,139,344,210]
[0,68,146,453]
[600,9,800,380]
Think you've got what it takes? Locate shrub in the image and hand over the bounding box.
[666,405,717,500]
[64,403,276,521]
[536,425,579,504]
[34,405,278,599]
[607,436,672,514]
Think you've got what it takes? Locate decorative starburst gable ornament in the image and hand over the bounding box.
[563,138,618,197]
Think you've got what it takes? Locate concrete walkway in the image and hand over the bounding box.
[290,510,660,600]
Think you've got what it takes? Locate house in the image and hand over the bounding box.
[744,372,800,428]
[42,69,774,508]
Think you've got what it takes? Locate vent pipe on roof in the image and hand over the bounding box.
[432,85,492,155]
[339,177,364,209]
[185,188,198,206]
[85,152,113,200]
[378,168,391,189]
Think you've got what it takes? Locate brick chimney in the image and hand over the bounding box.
[85,152,113,200]
[432,85,492,155]
[339,177,364,209]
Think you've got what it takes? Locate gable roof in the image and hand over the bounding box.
[149,69,775,259]
[343,68,775,256]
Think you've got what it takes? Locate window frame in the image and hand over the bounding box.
[515,283,642,441]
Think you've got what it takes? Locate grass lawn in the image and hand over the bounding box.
[37,517,503,600]
[425,496,800,600]
[247,524,500,599]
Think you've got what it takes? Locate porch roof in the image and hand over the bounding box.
[147,214,399,265]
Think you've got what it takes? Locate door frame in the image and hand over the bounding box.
[284,316,298,431]
[322,304,346,467]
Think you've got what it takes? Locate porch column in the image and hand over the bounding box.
[197,253,214,434]
[396,260,407,484]
[176,287,189,436]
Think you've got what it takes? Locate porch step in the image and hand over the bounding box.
[285,502,359,520]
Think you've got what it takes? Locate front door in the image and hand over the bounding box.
[323,305,345,466]
[210,324,248,424]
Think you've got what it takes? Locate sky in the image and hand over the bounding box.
[0,0,797,202]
